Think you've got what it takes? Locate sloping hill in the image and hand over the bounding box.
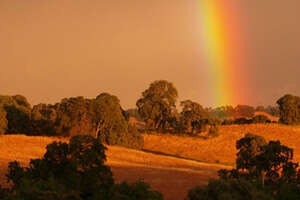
[0,135,228,200]
[1,124,299,200]
[143,124,300,165]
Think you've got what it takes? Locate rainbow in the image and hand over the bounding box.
[197,0,249,107]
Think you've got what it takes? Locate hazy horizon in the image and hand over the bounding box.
[1,0,299,109]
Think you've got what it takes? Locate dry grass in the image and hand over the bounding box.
[1,124,300,200]
[0,134,228,200]
[144,124,300,166]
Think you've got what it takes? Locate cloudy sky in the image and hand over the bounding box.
[0,0,299,108]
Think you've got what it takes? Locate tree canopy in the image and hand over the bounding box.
[180,100,209,134]
[277,94,300,125]
[0,95,32,134]
[136,80,178,132]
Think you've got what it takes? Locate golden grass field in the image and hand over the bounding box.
[1,124,300,200]
[0,135,228,200]
[144,124,300,165]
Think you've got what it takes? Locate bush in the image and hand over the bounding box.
[109,180,163,200]
[186,178,274,200]
[234,117,252,125]
[251,115,270,124]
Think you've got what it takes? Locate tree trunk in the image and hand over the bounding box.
[261,171,266,188]
[95,123,101,138]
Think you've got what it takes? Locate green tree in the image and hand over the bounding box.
[31,104,57,136]
[180,100,209,134]
[277,94,300,125]
[136,80,178,132]
[90,93,144,149]
[0,95,32,134]
[54,96,94,136]
[90,93,128,138]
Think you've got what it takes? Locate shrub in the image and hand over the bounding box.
[109,180,163,200]
[252,115,270,124]
[186,178,274,200]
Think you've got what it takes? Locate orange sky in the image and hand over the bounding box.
[1,0,300,108]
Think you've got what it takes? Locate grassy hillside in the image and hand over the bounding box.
[1,124,300,200]
[0,135,228,200]
[144,124,300,165]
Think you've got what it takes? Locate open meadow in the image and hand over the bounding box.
[1,124,300,200]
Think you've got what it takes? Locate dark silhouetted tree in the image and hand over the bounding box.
[3,135,160,200]
[187,134,300,200]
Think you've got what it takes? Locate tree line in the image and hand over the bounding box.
[0,93,143,149]
[135,80,299,135]
[0,80,299,140]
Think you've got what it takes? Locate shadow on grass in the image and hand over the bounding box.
[141,149,234,167]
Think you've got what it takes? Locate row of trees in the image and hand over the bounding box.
[135,80,286,134]
[206,105,280,121]
[136,80,210,134]
[0,80,299,140]
[0,94,143,149]
[186,133,300,200]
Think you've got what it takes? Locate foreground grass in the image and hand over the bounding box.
[0,134,227,200]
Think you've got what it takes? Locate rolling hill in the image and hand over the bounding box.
[1,124,300,199]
